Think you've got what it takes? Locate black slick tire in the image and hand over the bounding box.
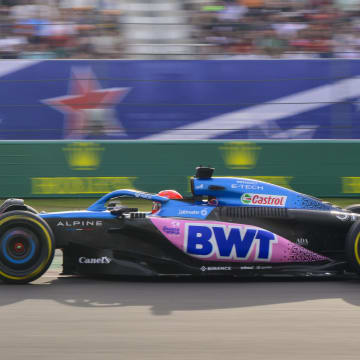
[345,204,360,214]
[0,211,55,284]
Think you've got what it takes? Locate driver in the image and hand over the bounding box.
[152,189,183,213]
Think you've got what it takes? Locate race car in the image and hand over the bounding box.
[2,166,360,284]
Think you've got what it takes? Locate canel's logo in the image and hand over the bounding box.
[241,193,287,207]
[185,224,277,261]
[78,257,111,264]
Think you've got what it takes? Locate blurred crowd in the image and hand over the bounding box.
[1,0,360,59]
[189,0,360,58]
[0,0,124,59]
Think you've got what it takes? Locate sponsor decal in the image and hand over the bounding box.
[247,176,293,189]
[296,238,309,247]
[78,256,111,264]
[135,192,152,200]
[63,142,104,170]
[343,177,360,194]
[57,220,103,227]
[32,176,136,195]
[234,180,259,185]
[241,193,252,204]
[332,211,357,222]
[240,193,287,207]
[220,142,261,169]
[195,184,204,190]
[178,209,208,216]
[208,198,219,206]
[231,183,264,191]
[185,224,278,261]
[150,218,330,263]
[163,226,180,235]
[336,213,349,221]
[200,266,231,272]
[255,265,272,270]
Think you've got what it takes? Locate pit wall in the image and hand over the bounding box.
[2,140,360,198]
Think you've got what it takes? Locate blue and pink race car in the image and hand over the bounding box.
[1,166,360,284]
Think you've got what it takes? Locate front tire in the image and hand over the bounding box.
[0,211,55,284]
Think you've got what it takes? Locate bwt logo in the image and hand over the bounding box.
[184,224,277,261]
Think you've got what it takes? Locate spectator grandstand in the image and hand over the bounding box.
[0,0,360,59]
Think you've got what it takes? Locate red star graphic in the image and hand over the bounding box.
[43,67,130,138]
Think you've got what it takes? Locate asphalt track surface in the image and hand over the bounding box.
[1,270,360,360]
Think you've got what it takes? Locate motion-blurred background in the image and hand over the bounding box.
[1,0,359,59]
[1,0,360,206]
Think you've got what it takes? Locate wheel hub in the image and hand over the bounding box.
[14,242,25,255]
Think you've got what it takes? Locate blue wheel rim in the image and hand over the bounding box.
[2,230,36,264]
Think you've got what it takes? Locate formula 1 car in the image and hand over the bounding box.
[2,166,360,284]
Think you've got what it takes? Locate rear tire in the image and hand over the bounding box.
[0,211,55,284]
[345,204,360,214]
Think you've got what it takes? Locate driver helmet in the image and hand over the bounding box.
[152,189,183,213]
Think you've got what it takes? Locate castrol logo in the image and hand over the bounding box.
[241,193,287,207]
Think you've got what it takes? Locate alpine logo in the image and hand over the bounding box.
[241,193,287,207]
[57,220,103,227]
[78,257,111,264]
